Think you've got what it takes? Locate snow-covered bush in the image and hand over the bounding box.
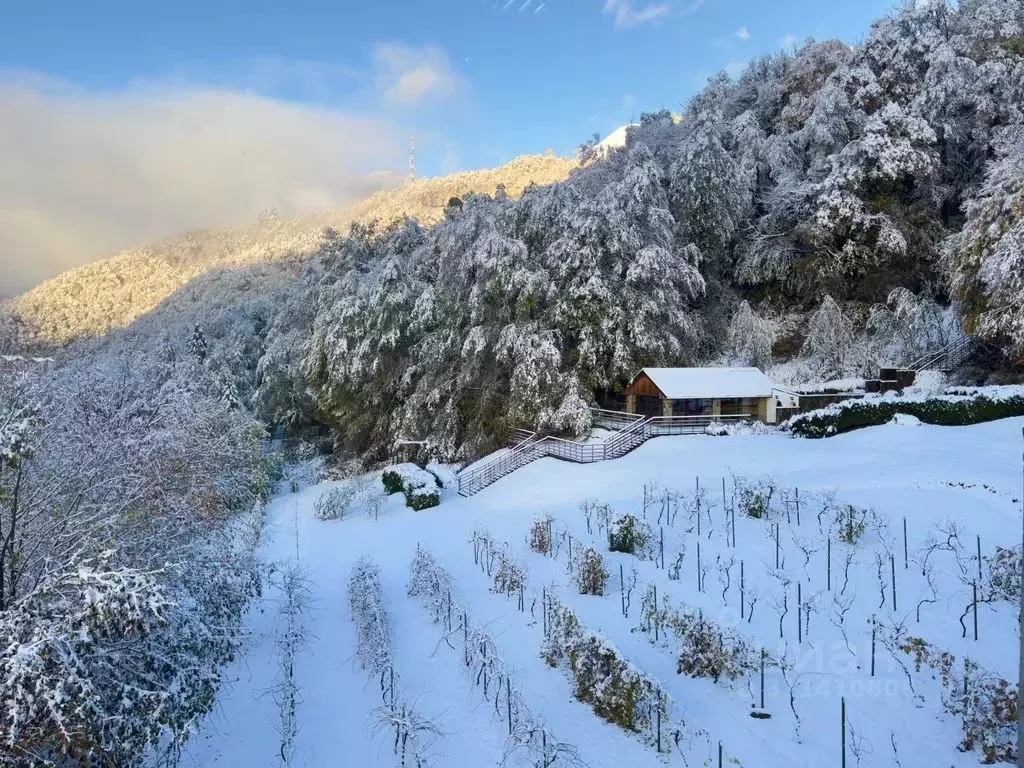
[280,445,327,493]
[529,516,553,555]
[0,356,268,765]
[705,419,772,436]
[381,463,441,511]
[348,559,392,673]
[352,557,439,766]
[673,614,751,683]
[786,388,1024,438]
[641,593,755,684]
[734,476,777,520]
[0,548,261,767]
[572,547,608,596]
[313,484,355,520]
[492,552,527,597]
[608,514,649,555]
[724,300,775,369]
[902,637,1018,763]
[985,546,1021,604]
[543,596,679,747]
[833,504,872,545]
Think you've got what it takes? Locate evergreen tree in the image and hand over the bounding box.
[188,325,208,363]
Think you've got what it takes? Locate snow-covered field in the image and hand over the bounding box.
[187,418,1024,768]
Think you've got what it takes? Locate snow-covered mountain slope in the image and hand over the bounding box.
[188,418,1024,768]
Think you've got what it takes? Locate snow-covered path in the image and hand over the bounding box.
[189,417,1024,768]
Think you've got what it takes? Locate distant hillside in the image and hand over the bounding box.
[3,154,575,346]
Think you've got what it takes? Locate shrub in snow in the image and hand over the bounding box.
[0,553,260,767]
[608,514,649,555]
[642,595,754,684]
[786,389,1024,438]
[833,504,872,545]
[492,551,526,597]
[674,615,750,684]
[704,419,772,436]
[529,516,553,555]
[348,559,392,673]
[407,546,453,623]
[734,476,777,520]
[542,597,677,745]
[313,484,354,520]
[381,463,441,511]
[407,486,440,511]
[985,547,1021,604]
[281,446,327,492]
[351,476,387,520]
[572,547,608,596]
[901,637,1017,763]
[382,468,406,495]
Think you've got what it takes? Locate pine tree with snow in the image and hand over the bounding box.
[726,300,774,369]
[802,295,855,378]
[188,324,208,363]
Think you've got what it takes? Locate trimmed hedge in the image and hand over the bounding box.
[407,489,440,511]
[381,469,405,495]
[788,395,1024,438]
[380,463,442,510]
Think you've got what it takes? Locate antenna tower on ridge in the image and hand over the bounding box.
[408,136,416,180]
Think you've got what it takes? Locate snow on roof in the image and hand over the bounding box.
[638,367,774,399]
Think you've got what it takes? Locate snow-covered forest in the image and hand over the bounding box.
[4,0,1017,462]
[1,2,1023,762]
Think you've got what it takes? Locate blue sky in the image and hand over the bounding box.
[0,0,901,294]
[4,0,899,174]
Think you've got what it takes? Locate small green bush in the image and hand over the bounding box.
[836,504,869,545]
[568,637,643,731]
[381,469,405,495]
[789,395,1024,438]
[734,478,775,519]
[608,514,648,554]
[407,490,440,511]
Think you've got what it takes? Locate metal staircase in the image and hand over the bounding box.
[456,408,751,497]
[906,336,977,373]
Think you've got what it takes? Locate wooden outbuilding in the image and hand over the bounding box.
[624,367,777,423]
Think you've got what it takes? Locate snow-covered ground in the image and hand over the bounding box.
[187,418,1024,768]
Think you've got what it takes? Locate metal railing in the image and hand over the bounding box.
[906,336,976,372]
[456,410,754,496]
[590,407,644,431]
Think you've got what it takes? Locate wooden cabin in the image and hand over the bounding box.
[624,367,777,423]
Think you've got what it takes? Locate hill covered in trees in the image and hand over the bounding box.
[1,154,575,347]
[4,0,1023,464]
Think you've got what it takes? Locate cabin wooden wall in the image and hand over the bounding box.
[624,372,664,398]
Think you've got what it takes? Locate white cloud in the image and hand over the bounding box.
[373,43,464,107]
[603,0,670,29]
[0,73,406,296]
[777,32,800,50]
[736,26,751,41]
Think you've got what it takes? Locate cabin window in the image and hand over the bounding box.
[675,398,711,416]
